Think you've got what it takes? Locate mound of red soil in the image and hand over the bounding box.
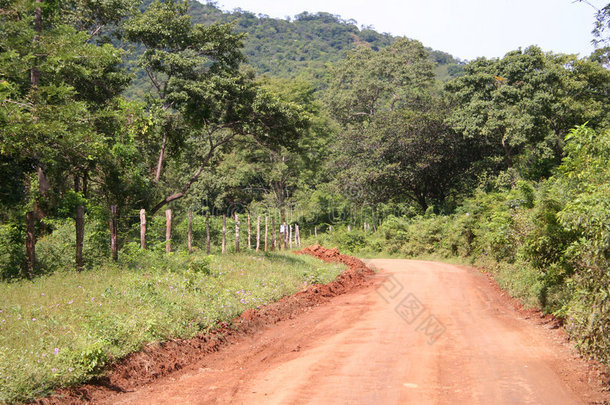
[36,246,374,404]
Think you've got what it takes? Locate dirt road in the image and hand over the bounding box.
[102,259,607,404]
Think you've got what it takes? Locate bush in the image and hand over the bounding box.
[0,223,25,280]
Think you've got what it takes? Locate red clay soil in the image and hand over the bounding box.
[33,245,374,405]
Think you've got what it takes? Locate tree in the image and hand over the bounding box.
[326,38,435,124]
[124,0,245,183]
[446,46,610,179]
[331,96,476,211]
[0,0,131,274]
[124,1,310,215]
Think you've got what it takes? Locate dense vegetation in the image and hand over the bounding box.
[1,0,609,401]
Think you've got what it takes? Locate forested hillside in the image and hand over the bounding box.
[1,0,609,401]
[124,0,462,97]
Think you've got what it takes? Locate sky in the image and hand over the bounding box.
[212,0,607,61]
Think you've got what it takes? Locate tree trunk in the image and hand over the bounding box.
[165,209,172,253]
[206,212,211,254]
[110,205,118,261]
[187,210,193,254]
[140,209,146,249]
[25,0,42,277]
[289,224,293,249]
[155,132,168,182]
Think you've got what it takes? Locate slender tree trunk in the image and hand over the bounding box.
[222,214,226,254]
[235,213,240,253]
[25,0,42,276]
[289,224,293,249]
[140,209,146,249]
[256,216,260,252]
[110,205,118,261]
[155,133,168,182]
[165,209,172,253]
[187,210,193,254]
[205,212,210,254]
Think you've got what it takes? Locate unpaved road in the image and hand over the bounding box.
[103,259,608,404]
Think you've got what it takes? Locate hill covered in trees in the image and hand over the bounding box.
[188,1,464,80]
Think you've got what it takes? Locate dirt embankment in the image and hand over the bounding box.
[35,246,374,404]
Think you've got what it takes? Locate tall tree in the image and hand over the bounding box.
[326,37,435,124]
[124,0,245,183]
[446,46,610,179]
[0,0,131,274]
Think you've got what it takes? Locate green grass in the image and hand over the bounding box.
[0,250,344,404]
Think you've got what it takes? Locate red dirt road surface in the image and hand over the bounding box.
[97,257,608,404]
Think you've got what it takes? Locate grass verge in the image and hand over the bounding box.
[0,250,344,404]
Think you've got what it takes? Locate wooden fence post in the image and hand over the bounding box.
[140,209,146,249]
[235,213,240,253]
[314,226,317,237]
[222,214,226,254]
[256,216,261,252]
[271,217,276,251]
[165,209,172,253]
[206,212,211,254]
[110,205,118,261]
[25,211,36,277]
[188,210,193,254]
[264,216,268,252]
[282,222,287,250]
[75,204,84,271]
[247,213,251,250]
[289,224,293,249]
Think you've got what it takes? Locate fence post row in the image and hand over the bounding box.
[110,209,312,256]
